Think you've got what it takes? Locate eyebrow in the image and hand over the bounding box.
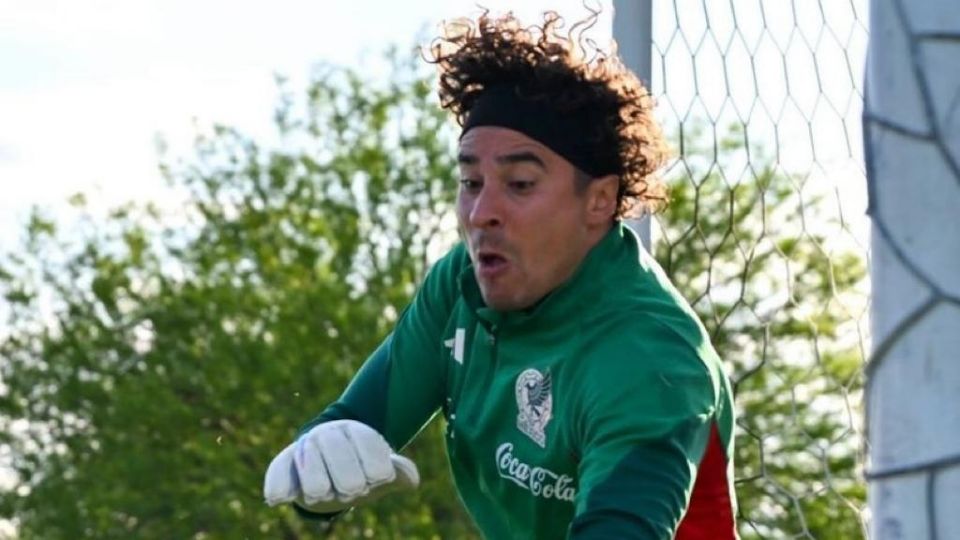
[457,151,547,170]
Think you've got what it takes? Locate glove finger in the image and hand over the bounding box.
[318,424,367,500]
[390,454,421,488]
[295,436,333,505]
[345,423,395,486]
[263,443,300,506]
[295,498,353,515]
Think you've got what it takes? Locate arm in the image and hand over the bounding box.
[300,243,468,447]
[568,319,726,539]
[283,244,469,518]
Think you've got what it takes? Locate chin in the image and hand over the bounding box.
[481,294,508,311]
[481,290,533,312]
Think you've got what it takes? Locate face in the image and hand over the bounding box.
[457,126,615,311]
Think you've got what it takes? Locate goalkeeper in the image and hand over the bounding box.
[264,10,738,539]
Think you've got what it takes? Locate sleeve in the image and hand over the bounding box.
[292,244,468,521]
[300,244,467,450]
[568,319,719,540]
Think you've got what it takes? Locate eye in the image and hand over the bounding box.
[459,178,483,192]
[509,179,535,193]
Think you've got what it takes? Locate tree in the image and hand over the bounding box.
[0,53,475,539]
[0,55,867,538]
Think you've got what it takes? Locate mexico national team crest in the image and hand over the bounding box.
[515,368,553,448]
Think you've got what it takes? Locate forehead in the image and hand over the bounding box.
[458,126,559,164]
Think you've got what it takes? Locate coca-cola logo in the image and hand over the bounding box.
[495,443,576,502]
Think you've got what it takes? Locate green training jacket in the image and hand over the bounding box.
[298,223,738,539]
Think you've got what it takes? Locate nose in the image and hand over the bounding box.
[465,183,503,229]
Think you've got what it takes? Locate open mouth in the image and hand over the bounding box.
[479,253,506,265]
[477,252,509,274]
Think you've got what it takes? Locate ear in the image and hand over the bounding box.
[584,174,619,225]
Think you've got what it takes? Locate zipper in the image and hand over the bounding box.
[476,323,499,412]
[447,323,499,453]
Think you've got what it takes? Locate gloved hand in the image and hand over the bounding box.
[263,420,420,513]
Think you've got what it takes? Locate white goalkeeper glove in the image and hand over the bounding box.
[263,419,420,513]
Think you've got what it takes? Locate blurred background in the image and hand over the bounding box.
[0,1,878,538]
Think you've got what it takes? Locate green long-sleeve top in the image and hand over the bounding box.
[299,223,738,539]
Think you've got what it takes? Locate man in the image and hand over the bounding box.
[264,10,738,539]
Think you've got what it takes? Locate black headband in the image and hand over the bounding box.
[460,85,615,178]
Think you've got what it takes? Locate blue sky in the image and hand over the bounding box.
[0,0,614,249]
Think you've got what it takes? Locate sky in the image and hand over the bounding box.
[0,0,870,250]
[0,0,614,251]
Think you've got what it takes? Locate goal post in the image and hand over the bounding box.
[864,0,960,538]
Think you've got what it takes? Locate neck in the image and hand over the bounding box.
[554,220,615,292]
[581,220,615,256]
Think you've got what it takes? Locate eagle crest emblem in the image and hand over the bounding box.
[515,368,553,447]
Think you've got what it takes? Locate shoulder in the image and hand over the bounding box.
[434,242,470,270]
[578,312,717,389]
[576,231,723,398]
[419,242,470,301]
[426,242,470,281]
[569,311,721,430]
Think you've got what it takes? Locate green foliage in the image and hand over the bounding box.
[0,53,474,539]
[653,123,868,538]
[0,57,868,538]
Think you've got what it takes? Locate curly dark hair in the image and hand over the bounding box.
[427,8,670,218]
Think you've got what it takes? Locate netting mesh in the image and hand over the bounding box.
[644,1,871,537]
